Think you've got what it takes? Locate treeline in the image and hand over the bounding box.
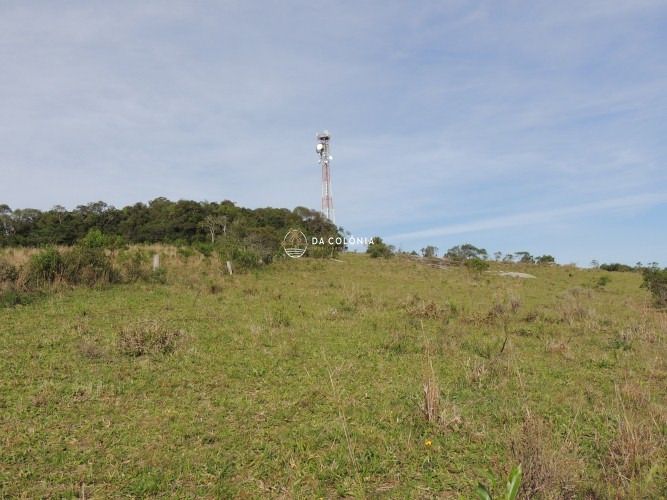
[0,199,340,255]
[372,242,556,265]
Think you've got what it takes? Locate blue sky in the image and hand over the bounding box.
[1,1,665,265]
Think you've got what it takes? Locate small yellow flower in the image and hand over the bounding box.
[424,439,432,447]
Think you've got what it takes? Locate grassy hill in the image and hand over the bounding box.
[1,250,665,497]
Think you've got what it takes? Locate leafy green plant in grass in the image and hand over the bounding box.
[596,275,611,288]
[477,464,522,500]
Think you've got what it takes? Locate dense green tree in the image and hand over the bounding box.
[421,245,438,258]
[514,251,534,264]
[599,263,634,272]
[0,199,340,258]
[445,243,487,263]
[367,237,394,258]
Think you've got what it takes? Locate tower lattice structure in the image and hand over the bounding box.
[316,131,334,223]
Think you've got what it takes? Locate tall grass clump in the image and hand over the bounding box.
[117,319,185,356]
[511,410,582,498]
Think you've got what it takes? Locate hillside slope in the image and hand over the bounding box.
[1,253,665,497]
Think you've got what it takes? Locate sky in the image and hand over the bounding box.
[1,0,666,265]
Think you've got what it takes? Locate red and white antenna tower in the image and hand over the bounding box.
[316,130,335,223]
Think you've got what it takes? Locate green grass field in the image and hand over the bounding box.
[1,252,665,498]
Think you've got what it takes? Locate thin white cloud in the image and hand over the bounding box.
[389,193,667,241]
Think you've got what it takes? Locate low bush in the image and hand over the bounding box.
[231,247,261,271]
[193,241,214,257]
[79,228,108,249]
[117,248,151,282]
[367,237,394,258]
[28,247,63,285]
[465,257,490,274]
[0,259,18,283]
[641,268,667,307]
[600,263,634,272]
[62,246,118,286]
[0,288,34,308]
[217,242,262,272]
[596,275,611,288]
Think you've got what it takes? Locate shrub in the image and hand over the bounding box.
[445,243,488,262]
[79,228,108,249]
[0,289,34,308]
[641,268,667,307]
[28,247,63,284]
[217,242,261,272]
[465,257,490,274]
[62,246,117,286]
[536,255,555,264]
[600,263,634,272]
[596,275,611,288]
[367,237,394,258]
[193,241,214,257]
[232,248,261,271]
[117,249,151,282]
[0,259,18,283]
[117,320,184,356]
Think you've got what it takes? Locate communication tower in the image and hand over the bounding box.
[316,131,334,223]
